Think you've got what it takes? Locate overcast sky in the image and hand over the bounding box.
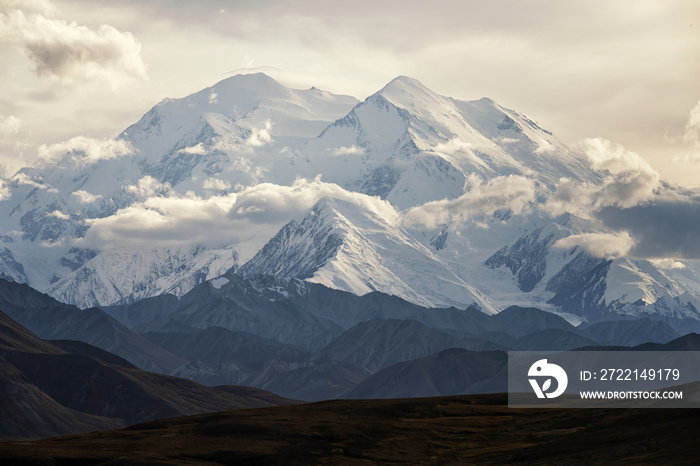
[1,0,699,186]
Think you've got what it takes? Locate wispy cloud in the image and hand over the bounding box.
[684,100,700,146]
[124,175,171,198]
[246,119,273,147]
[545,138,660,216]
[554,231,634,259]
[47,209,70,220]
[37,136,134,167]
[330,145,365,156]
[404,174,536,229]
[71,189,102,204]
[178,143,207,155]
[0,115,21,138]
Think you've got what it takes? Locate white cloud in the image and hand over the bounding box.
[554,232,634,259]
[178,143,207,155]
[208,91,218,104]
[47,210,69,220]
[229,177,399,225]
[534,138,555,155]
[246,119,273,147]
[0,6,147,90]
[580,137,657,176]
[330,145,365,156]
[227,154,267,183]
[671,153,700,164]
[37,136,133,167]
[649,258,686,270]
[495,137,519,145]
[79,177,398,252]
[685,100,700,146]
[203,177,231,192]
[545,138,660,216]
[124,175,171,198]
[0,178,10,200]
[9,172,50,189]
[0,115,21,138]
[403,174,536,229]
[431,139,474,154]
[1,0,56,16]
[71,189,102,204]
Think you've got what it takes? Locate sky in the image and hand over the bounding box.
[1,0,700,187]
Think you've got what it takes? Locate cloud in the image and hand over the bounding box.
[650,258,686,270]
[202,177,231,192]
[246,119,273,147]
[403,174,536,229]
[228,177,399,225]
[685,100,700,146]
[37,136,133,167]
[330,145,365,156]
[543,137,700,260]
[596,200,700,260]
[580,137,657,176]
[124,175,171,198]
[47,210,69,220]
[208,91,218,104]
[534,138,555,155]
[495,137,519,145]
[9,172,50,189]
[71,189,102,204]
[430,139,475,155]
[0,6,147,89]
[178,143,207,155]
[0,178,10,201]
[79,177,399,252]
[1,0,56,16]
[554,232,634,259]
[671,153,700,165]
[545,138,660,216]
[0,115,21,138]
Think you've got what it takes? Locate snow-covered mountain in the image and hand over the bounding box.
[291,76,599,208]
[1,72,699,324]
[46,245,238,309]
[0,73,357,294]
[481,213,700,321]
[241,196,493,310]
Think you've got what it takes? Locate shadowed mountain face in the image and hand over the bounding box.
[0,310,296,440]
[94,276,700,401]
[0,311,121,440]
[579,318,680,346]
[347,348,507,399]
[0,279,184,373]
[0,355,122,441]
[0,394,697,465]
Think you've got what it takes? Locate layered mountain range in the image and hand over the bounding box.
[1,72,699,324]
[2,276,698,406]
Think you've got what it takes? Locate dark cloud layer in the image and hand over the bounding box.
[598,200,700,259]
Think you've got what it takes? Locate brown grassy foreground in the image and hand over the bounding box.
[0,393,698,465]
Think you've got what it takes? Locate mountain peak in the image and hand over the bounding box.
[383,75,429,89]
[376,76,439,107]
[206,72,292,103]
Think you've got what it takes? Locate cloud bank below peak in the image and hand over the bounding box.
[78,177,400,257]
